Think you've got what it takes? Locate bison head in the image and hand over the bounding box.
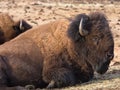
[68,12,114,74]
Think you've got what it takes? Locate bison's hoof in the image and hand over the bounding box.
[25,85,35,90]
[46,80,55,89]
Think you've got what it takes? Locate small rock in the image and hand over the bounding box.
[31,21,38,25]
[47,6,52,9]
[40,9,44,12]
[118,19,120,22]
[116,23,120,25]
[25,6,30,9]
[115,35,119,37]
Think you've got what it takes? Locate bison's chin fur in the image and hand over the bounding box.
[0,12,114,89]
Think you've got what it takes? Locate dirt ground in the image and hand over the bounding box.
[0,0,120,90]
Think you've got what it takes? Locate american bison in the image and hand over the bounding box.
[0,13,32,44]
[0,12,114,89]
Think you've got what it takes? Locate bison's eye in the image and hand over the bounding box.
[92,36,100,45]
[92,34,104,45]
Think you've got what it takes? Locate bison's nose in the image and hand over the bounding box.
[107,53,114,60]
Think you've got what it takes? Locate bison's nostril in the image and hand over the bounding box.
[107,53,114,60]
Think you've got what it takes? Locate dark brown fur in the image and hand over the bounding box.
[0,13,32,44]
[0,12,114,89]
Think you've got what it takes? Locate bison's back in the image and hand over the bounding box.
[13,19,70,56]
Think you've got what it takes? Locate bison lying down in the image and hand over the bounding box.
[0,13,32,44]
[0,12,114,89]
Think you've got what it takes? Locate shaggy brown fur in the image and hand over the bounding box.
[0,12,114,89]
[0,13,32,44]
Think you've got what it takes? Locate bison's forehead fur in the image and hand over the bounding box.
[68,12,114,52]
[86,12,114,50]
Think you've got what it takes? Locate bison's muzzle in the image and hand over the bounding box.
[96,53,114,74]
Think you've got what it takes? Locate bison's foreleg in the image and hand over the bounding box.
[43,67,75,88]
[46,80,55,89]
[0,69,8,87]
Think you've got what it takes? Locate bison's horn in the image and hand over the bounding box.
[79,18,88,36]
[19,20,23,30]
[79,18,84,36]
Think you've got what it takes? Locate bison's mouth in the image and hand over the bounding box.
[96,64,109,74]
[96,59,110,74]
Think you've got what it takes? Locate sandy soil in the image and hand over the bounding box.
[0,0,120,90]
